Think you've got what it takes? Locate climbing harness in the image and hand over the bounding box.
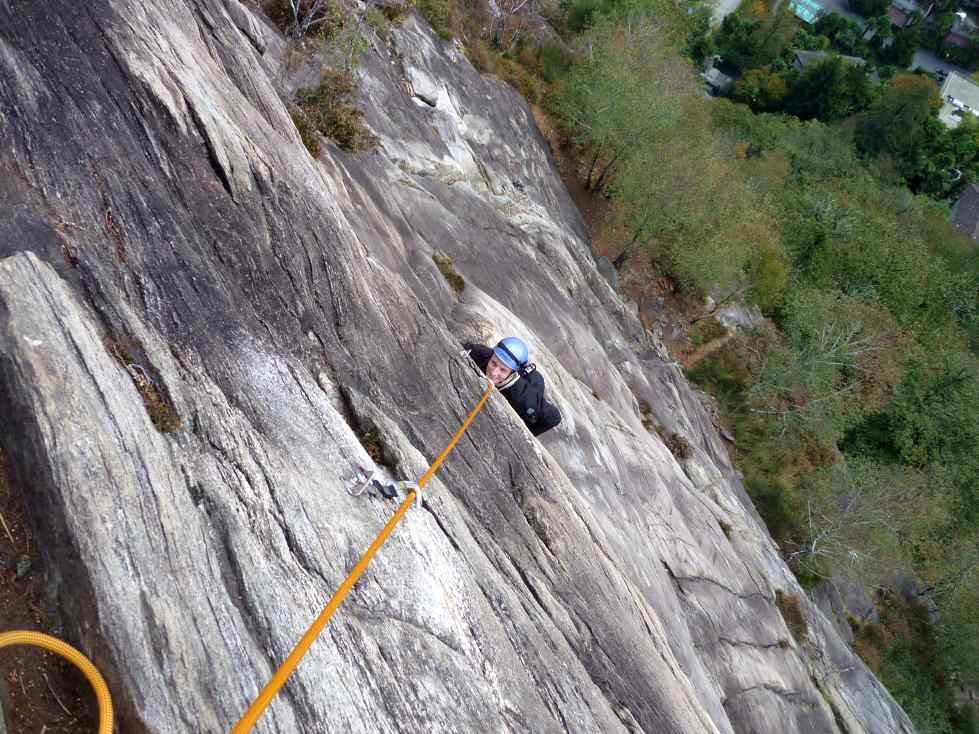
[0,630,114,734]
[232,375,495,733]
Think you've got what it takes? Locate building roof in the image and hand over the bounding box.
[951,184,979,241]
[945,30,973,47]
[892,0,934,15]
[939,72,979,128]
[793,49,867,67]
[888,6,909,25]
[701,66,735,94]
[790,0,824,24]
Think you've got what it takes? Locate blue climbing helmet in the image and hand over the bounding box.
[493,336,529,372]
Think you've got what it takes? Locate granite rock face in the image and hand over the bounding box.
[0,2,915,732]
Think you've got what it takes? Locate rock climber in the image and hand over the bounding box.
[464,337,562,437]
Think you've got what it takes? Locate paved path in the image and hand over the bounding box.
[711,0,742,26]
[912,48,971,76]
[815,0,866,25]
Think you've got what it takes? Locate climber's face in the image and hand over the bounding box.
[486,354,514,385]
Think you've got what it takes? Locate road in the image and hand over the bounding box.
[711,0,742,26]
[812,0,866,25]
[912,48,971,77]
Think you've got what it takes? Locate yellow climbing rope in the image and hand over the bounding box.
[231,379,495,733]
[0,630,113,734]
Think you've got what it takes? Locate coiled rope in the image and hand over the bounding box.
[0,630,113,733]
[231,378,495,733]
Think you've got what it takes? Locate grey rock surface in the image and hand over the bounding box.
[0,2,916,733]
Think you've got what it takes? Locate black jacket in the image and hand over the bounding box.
[465,344,562,436]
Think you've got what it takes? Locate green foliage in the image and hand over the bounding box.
[745,475,804,545]
[748,237,790,313]
[557,14,791,301]
[731,67,789,112]
[562,0,603,33]
[849,594,979,734]
[792,27,830,50]
[365,6,392,40]
[554,12,687,160]
[866,14,894,50]
[712,2,797,73]
[938,566,979,686]
[868,352,979,467]
[358,429,385,462]
[538,0,979,731]
[537,42,575,82]
[690,317,727,348]
[264,0,344,39]
[714,13,760,72]
[293,70,378,153]
[814,12,870,57]
[682,3,715,67]
[416,0,453,39]
[880,637,958,734]
[784,57,876,122]
[855,74,979,198]
[885,22,922,67]
[549,18,979,714]
[855,74,939,160]
[751,288,906,442]
[849,0,889,17]
[290,106,321,157]
[922,11,956,53]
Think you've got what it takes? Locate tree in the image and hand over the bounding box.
[750,287,905,441]
[490,0,539,52]
[266,0,340,39]
[555,12,690,190]
[850,0,890,17]
[866,14,894,51]
[853,74,979,197]
[880,353,979,467]
[607,98,716,269]
[792,28,830,50]
[789,460,948,587]
[731,67,790,111]
[922,11,955,52]
[749,0,797,68]
[855,74,940,162]
[683,4,715,67]
[714,2,798,72]
[785,57,875,121]
[714,13,762,71]
[884,22,922,67]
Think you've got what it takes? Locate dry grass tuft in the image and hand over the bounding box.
[776,589,809,644]
[432,252,466,295]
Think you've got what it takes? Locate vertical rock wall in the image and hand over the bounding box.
[0,1,915,732]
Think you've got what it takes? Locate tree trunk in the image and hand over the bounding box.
[612,218,652,270]
[591,153,618,192]
[612,246,634,270]
[585,149,601,189]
